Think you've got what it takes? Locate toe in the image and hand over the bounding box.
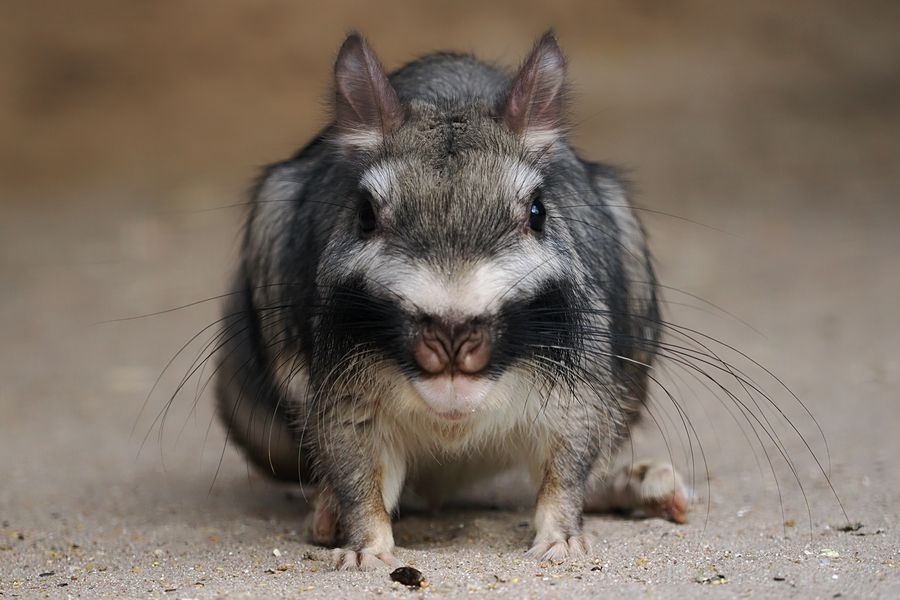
[332,548,398,571]
[526,535,590,563]
[656,487,689,524]
[568,535,591,555]
[585,460,691,523]
[640,463,689,524]
[333,548,358,570]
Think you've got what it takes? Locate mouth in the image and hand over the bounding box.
[411,373,493,420]
[436,410,470,422]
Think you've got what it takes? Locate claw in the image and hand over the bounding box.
[526,535,590,563]
[332,548,399,571]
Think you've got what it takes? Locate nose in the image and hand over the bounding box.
[413,319,492,375]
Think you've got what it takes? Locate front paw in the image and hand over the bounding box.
[332,548,399,571]
[526,534,591,563]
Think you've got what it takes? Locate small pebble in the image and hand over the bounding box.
[390,566,425,588]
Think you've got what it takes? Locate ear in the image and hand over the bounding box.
[502,31,567,151]
[333,33,403,151]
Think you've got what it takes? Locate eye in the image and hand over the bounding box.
[528,193,547,232]
[358,191,378,235]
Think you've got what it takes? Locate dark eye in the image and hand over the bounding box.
[528,194,547,232]
[358,192,378,235]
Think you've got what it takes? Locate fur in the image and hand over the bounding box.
[214,31,668,567]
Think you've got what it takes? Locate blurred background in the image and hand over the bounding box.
[1,1,898,596]
[2,0,897,208]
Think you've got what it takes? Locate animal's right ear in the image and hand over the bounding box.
[332,33,403,151]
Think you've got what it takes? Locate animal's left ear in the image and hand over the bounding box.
[502,31,567,152]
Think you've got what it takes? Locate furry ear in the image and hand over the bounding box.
[333,33,403,150]
[502,31,567,151]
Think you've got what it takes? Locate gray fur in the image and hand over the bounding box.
[215,32,662,566]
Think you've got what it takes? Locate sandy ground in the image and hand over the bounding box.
[2,2,899,599]
[2,147,899,600]
[3,184,899,600]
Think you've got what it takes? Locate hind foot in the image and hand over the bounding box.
[309,484,339,546]
[585,460,689,524]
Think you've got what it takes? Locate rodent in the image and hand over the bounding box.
[214,31,688,570]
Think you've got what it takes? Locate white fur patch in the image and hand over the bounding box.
[501,158,543,199]
[594,180,652,318]
[250,166,304,307]
[600,184,644,271]
[368,250,557,318]
[377,362,564,465]
[522,128,560,154]
[379,444,406,513]
[335,128,384,150]
[359,161,398,203]
[411,375,493,416]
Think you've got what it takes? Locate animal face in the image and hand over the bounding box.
[316,112,584,419]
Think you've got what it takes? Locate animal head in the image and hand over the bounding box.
[312,33,600,421]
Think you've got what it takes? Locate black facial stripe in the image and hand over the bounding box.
[492,281,580,375]
[315,275,583,387]
[313,276,418,382]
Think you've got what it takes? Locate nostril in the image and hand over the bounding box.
[455,330,492,374]
[414,326,452,374]
[414,320,492,375]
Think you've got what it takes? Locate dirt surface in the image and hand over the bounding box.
[1,2,899,598]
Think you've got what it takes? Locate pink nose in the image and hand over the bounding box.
[413,321,492,375]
